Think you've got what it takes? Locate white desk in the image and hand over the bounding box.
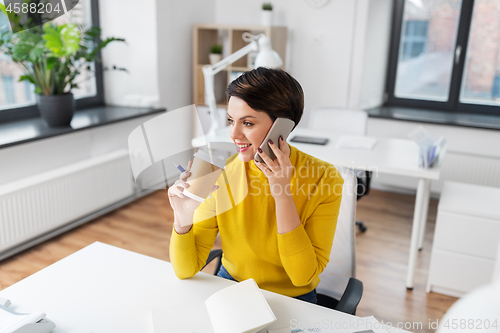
[0,242,411,333]
[193,127,444,289]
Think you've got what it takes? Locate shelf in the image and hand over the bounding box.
[193,24,287,117]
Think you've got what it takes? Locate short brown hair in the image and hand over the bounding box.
[226,67,304,128]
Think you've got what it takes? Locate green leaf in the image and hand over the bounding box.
[19,75,35,84]
[84,26,100,40]
[43,24,64,57]
[46,57,58,70]
[28,41,46,62]
[12,31,42,60]
[60,24,80,56]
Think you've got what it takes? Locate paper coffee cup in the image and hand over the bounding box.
[184,150,226,202]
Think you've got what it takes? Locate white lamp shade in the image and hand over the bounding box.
[254,36,283,68]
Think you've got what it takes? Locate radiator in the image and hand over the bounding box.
[439,152,500,188]
[0,150,134,254]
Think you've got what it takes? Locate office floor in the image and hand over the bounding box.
[0,189,457,332]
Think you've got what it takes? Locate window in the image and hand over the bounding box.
[401,21,428,61]
[2,76,15,105]
[0,0,103,122]
[386,0,500,115]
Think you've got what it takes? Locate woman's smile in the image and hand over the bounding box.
[235,142,252,152]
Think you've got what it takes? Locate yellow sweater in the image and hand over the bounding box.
[169,145,344,297]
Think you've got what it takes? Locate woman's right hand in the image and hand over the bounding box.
[168,159,218,234]
[168,160,200,215]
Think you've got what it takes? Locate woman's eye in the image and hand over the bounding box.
[244,122,254,127]
[227,118,234,124]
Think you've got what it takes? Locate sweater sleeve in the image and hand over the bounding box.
[169,196,219,279]
[277,171,344,286]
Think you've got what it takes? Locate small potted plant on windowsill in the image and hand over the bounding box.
[0,5,126,127]
[261,3,273,26]
[209,44,223,65]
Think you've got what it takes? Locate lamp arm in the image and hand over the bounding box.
[203,41,258,76]
[203,40,258,136]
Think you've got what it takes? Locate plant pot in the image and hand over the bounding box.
[209,53,222,65]
[261,10,273,26]
[37,93,75,127]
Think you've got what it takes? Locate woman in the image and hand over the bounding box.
[168,67,343,304]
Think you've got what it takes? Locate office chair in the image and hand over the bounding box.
[308,107,371,233]
[202,167,363,315]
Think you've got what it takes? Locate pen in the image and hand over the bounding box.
[173,162,186,173]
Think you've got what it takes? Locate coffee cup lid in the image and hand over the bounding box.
[194,150,226,169]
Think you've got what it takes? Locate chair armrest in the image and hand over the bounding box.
[336,277,363,315]
[202,249,223,275]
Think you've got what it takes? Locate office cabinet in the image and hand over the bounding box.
[427,181,500,297]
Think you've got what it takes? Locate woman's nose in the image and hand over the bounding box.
[231,124,244,140]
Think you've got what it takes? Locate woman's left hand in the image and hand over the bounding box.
[255,136,293,201]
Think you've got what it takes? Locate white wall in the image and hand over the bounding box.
[0,115,158,187]
[156,0,216,111]
[156,0,216,143]
[349,0,393,109]
[99,0,160,107]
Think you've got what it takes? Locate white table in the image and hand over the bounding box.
[192,127,445,289]
[0,242,411,333]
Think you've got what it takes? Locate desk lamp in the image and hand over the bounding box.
[202,33,283,137]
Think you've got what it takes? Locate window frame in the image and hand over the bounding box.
[385,0,500,116]
[0,0,104,123]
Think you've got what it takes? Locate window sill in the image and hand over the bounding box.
[0,105,166,149]
[367,106,500,131]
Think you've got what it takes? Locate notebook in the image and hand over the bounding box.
[151,278,276,333]
[205,278,276,333]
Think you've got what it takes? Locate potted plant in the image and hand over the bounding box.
[209,44,223,65]
[0,5,125,127]
[261,3,273,26]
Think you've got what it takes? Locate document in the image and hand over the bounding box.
[205,278,277,333]
[408,126,446,168]
[0,305,45,333]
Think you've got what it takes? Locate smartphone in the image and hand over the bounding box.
[254,118,295,164]
[290,135,329,145]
